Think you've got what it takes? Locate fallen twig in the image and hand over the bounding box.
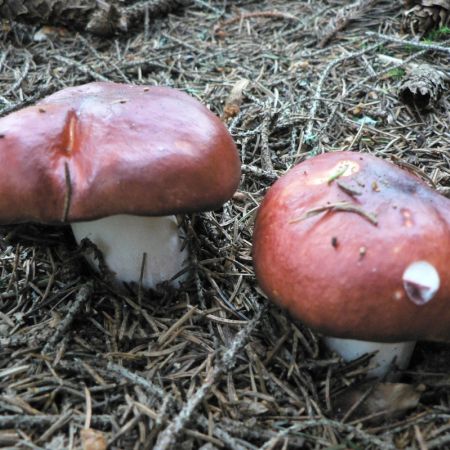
[365,31,450,55]
[41,282,93,355]
[105,361,248,449]
[303,43,381,144]
[319,0,380,48]
[0,414,112,428]
[154,302,267,450]
[214,10,298,36]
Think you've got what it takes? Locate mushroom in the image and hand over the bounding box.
[0,82,240,288]
[253,151,450,377]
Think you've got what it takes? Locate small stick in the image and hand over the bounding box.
[107,362,169,401]
[365,32,450,55]
[260,113,275,173]
[215,10,298,35]
[303,43,381,143]
[0,414,112,428]
[241,164,278,181]
[84,386,92,429]
[42,282,93,355]
[258,418,394,450]
[154,302,267,450]
[52,55,110,82]
[105,361,245,448]
[36,410,73,444]
[337,181,363,197]
[319,0,380,48]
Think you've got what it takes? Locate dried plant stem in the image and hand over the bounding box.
[290,201,378,226]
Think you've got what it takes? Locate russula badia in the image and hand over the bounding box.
[253,151,450,376]
[0,82,241,288]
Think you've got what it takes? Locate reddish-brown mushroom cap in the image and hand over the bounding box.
[0,82,240,224]
[253,151,450,343]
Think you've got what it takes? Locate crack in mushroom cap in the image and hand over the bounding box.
[253,151,450,343]
[0,82,241,224]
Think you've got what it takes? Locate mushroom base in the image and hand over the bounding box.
[71,214,189,289]
[325,337,416,378]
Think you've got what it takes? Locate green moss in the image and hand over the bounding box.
[426,25,450,41]
[385,67,406,80]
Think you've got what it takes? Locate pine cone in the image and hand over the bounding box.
[402,0,450,36]
[398,64,448,110]
[0,0,122,35]
[0,0,191,35]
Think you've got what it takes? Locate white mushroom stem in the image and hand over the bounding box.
[325,337,416,378]
[71,214,188,289]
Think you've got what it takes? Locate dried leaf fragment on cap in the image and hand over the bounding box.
[398,64,448,109]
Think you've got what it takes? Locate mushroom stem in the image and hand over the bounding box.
[71,214,189,289]
[324,337,416,378]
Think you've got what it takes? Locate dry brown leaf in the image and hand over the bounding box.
[81,428,107,450]
[333,382,425,423]
[222,79,250,121]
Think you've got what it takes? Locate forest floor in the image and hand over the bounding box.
[1,1,450,449]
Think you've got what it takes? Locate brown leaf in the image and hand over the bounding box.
[81,428,107,450]
[333,382,425,423]
[237,400,270,416]
[222,79,250,121]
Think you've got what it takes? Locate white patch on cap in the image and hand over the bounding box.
[402,261,440,306]
[307,160,360,185]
